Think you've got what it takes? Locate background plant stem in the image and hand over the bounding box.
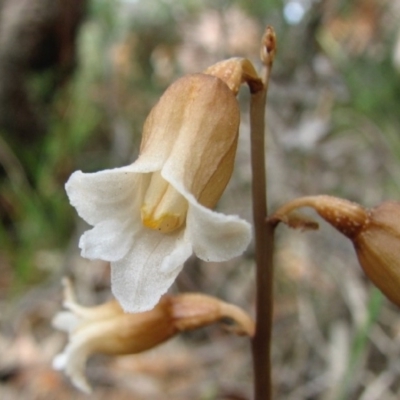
[250,27,276,400]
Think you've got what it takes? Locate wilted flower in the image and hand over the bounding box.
[66,59,262,313]
[53,278,254,393]
[269,195,400,307]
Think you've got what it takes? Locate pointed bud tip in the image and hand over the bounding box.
[261,26,277,65]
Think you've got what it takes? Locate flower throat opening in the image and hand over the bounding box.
[141,171,188,233]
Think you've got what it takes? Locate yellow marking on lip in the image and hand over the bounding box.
[141,171,188,233]
[141,209,184,233]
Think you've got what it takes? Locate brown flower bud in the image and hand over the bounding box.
[260,26,277,66]
[270,195,400,308]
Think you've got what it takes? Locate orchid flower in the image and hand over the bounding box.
[66,59,262,312]
[53,279,254,393]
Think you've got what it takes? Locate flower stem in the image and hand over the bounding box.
[250,26,276,400]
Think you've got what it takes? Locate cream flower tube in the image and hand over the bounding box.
[66,60,257,312]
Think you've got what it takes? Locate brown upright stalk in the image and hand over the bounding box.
[250,27,276,400]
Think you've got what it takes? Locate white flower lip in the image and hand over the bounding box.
[65,73,252,313]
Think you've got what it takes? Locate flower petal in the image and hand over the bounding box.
[52,311,80,333]
[111,228,192,313]
[53,339,92,394]
[65,166,148,226]
[186,197,252,262]
[79,219,136,262]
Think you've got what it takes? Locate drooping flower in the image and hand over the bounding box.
[53,278,254,393]
[269,195,400,308]
[66,59,262,312]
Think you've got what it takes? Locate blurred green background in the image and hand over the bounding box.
[1,0,400,398]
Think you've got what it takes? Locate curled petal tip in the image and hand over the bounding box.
[268,211,319,231]
[203,58,263,94]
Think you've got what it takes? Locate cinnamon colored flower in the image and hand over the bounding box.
[66,59,262,312]
[53,279,254,393]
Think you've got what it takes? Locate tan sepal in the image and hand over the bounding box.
[203,58,263,95]
[269,195,368,239]
[354,202,400,308]
[139,73,240,209]
[75,298,176,357]
[59,279,176,355]
[170,293,255,337]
